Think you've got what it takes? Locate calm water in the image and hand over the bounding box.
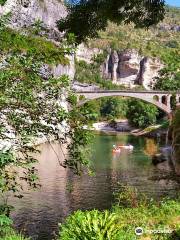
[8,134,180,240]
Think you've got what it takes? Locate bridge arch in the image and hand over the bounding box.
[162,95,168,105]
[76,90,174,116]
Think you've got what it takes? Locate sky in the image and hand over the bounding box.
[166,0,180,7]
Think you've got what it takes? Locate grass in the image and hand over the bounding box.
[0,233,30,240]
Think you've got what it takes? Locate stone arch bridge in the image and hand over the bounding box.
[76,90,180,116]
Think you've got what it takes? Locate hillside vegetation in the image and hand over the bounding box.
[89,7,180,61]
[87,7,180,91]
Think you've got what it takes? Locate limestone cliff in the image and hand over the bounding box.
[0,0,74,150]
[101,49,163,90]
[0,0,75,80]
[0,0,66,30]
[76,43,102,64]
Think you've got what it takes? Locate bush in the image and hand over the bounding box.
[59,210,120,240]
[0,215,29,240]
[59,197,180,240]
[165,40,179,48]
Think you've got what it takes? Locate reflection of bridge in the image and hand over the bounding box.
[76,90,180,115]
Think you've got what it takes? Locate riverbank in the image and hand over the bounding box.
[91,120,133,133]
[91,120,168,139]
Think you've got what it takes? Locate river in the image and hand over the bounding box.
[8,133,180,240]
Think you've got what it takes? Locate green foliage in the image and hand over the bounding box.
[0,14,93,215]
[165,40,179,48]
[0,234,29,240]
[80,101,101,122]
[0,0,7,6]
[75,59,126,90]
[59,190,180,240]
[126,99,159,128]
[59,210,119,240]
[0,215,29,240]
[79,97,128,122]
[114,184,148,208]
[100,97,127,120]
[64,105,94,174]
[0,151,15,168]
[87,7,180,92]
[31,19,44,35]
[0,214,12,235]
[58,0,165,44]
[154,60,180,91]
[89,7,180,55]
[0,28,68,65]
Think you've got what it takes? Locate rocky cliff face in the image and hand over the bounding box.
[76,43,102,64]
[0,0,66,30]
[101,49,163,89]
[0,0,75,80]
[0,0,73,150]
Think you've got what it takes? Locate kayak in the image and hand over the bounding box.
[118,145,134,150]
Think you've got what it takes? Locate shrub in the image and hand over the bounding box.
[59,198,180,240]
[0,215,29,240]
[59,210,120,240]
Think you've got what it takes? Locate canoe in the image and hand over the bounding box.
[118,145,134,150]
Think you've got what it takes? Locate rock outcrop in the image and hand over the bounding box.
[101,49,163,90]
[76,43,102,64]
[0,0,75,80]
[0,0,66,30]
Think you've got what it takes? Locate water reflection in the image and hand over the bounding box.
[144,138,158,156]
[7,134,180,240]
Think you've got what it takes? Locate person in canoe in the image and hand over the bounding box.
[112,145,121,153]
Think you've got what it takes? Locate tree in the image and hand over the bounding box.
[58,0,165,44]
[126,99,159,128]
[0,16,93,215]
[100,97,127,120]
[154,50,180,91]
